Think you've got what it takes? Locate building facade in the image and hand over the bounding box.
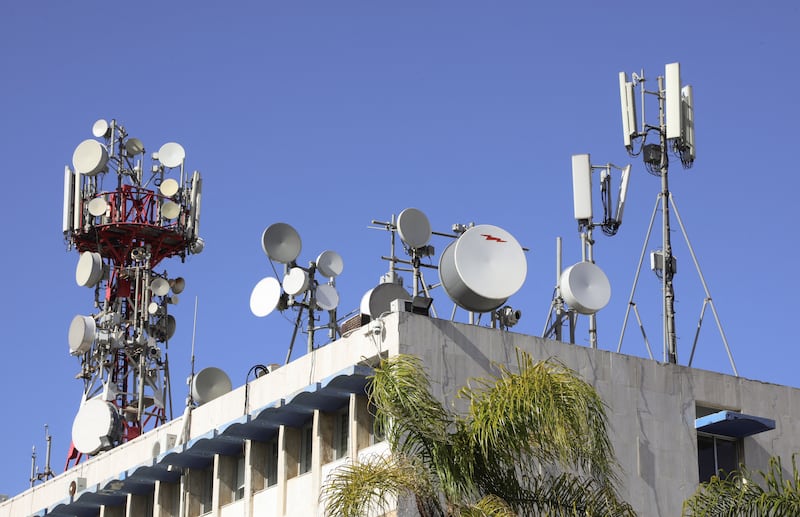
[1,311,797,516]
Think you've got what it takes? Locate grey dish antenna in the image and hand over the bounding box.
[92,119,111,138]
[191,367,232,405]
[560,261,611,315]
[360,282,411,319]
[315,283,339,311]
[316,250,344,278]
[75,251,103,288]
[397,207,432,248]
[262,223,302,263]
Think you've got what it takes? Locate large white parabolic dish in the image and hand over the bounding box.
[72,139,108,176]
[250,276,282,317]
[282,267,309,296]
[560,261,611,315]
[72,399,120,455]
[360,282,411,318]
[261,223,302,264]
[438,224,527,313]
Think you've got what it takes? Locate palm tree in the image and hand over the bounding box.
[321,349,636,516]
[682,454,800,516]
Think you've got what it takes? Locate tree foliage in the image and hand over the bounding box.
[321,349,636,516]
[683,454,800,517]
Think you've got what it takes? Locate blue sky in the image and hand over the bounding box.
[1,1,797,497]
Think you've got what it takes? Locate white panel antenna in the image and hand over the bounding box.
[665,62,682,140]
[63,167,74,235]
[571,154,593,222]
[616,164,632,225]
[618,72,638,148]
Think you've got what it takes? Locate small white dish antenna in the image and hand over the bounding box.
[147,302,160,315]
[192,367,232,405]
[72,139,109,176]
[316,283,340,311]
[87,197,108,217]
[92,119,110,138]
[261,223,302,264]
[75,251,103,288]
[68,314,96,354]
[161,200,181,220]
[439,224,527,313]
[360,282,411,318]
[250,276,282,317]
[153,314,177,341]
[71,399,121,455]
[397,207,432,248]
[159,178,180,198]
[170,277,186,294]
[158,142,185,168]
[151,277,170,296]
[282,267,310,296]
[316,250,344,278]
[560,261,611,315]
[125,137,145,156]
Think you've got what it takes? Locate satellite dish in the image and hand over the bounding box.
[560,261,611,315]
[261,223,302,264]
[438,224,527,313]
[125,137,145,156]
[170,277,186,294]
[72,139,108,176]
[360,282,411,318]
[159,178,180,197]
[158,142,185,168]
[316,250,344,278]
[161,200,181,220]
[151,277,170,296]
[68,314,96,354]
[250,276,282,317]
[87,197,108,217]
[192,367,232,405]
[397,207,432,248]
[71,399,122,455]
[316,283,339,311]
[75,251,103,287]
[282,267,309,296]
[92,119,110,138]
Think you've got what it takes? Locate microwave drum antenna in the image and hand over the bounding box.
[560,261,611,315]
[261,223,302,264]
[397,207,432,248]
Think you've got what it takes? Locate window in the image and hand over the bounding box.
[697,434,740,482]
[334,407,350,460]
[234,454,245,501]
[266,438,278,487]
[199,465,213,515]
[299,423,313,474]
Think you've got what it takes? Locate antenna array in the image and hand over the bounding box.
[62,119,204,465]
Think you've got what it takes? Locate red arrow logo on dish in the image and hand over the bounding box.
[481,234,507,243]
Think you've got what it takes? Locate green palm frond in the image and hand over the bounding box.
[455,494,517,516]
[320,454,440,517]
[461,349,617,484]
[683,454,800,517]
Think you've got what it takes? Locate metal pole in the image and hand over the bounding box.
[658,74,678,364]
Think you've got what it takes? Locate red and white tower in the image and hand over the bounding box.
[63,119,203,467]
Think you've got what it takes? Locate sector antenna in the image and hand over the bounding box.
[61,119,205,466]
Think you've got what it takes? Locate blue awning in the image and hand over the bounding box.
[695,410,775,438]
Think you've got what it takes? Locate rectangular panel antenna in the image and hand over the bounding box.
[571,154,593,222]
[665,62,682,140]
[616,164,631,225]
[73,169,82,232]
[618,72,638,148]
[63,166,74,234]
[682,85,696,161]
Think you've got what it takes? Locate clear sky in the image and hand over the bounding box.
[1,0,797,498]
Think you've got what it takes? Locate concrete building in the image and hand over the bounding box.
[1,311,797,516]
